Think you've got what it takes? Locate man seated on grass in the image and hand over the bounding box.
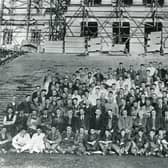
[145,129,159,156]
[99,129,115,155]
[29,127,46,153]
[60,126,76,154]
[44,126,62,153]
[74,127,87,155]
[20,127,46,153]
[12,129,31,153]
[112,129,131,156]
[155,128,168,157]
[0,127,12,153]
[86,129,101,155]
[131,128,148,156]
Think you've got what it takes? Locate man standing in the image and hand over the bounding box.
[118,110,133,135]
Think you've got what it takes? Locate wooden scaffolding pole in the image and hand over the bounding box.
[26,0,31,40]
[0,0,4,25]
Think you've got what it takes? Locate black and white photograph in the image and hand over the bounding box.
[0,0,168,168]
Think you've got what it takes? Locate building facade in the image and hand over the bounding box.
[0,0,168,55]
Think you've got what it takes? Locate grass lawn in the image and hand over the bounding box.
[0,153,168,168]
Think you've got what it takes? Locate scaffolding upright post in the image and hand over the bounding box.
[49,0,53,41]
[81,0,88,55]
[0,0,4,25]
[0,0,4,46]
[117,0,123,44]
[26,0,31,41]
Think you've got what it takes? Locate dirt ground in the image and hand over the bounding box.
[0,153,168,168]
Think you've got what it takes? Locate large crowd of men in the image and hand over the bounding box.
[1,61,168,157]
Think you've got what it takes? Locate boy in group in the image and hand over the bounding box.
[145,129,159,156]
[155,128,168,157]
[40,109,52,132]
[0,127,12,153]
[74,127,87,155]
[131,128,148,156]
[27,110,41,136]
[44,126,62,153]
[112,129,131,156]
[12,129,31,153]
[85,128,100,154]
[99,129,114,155]
[59,126,76,154]
[21,127,46,153]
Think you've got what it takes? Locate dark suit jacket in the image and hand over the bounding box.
[104,115,118,131]
[90,113,106,131]
[18,101,31,114]
[76,114,90,130]
[116,67,126,79]
[64,116,78,132]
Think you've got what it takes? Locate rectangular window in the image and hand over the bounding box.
[121,0,133,6]
[143,0,164,6]
[30,29,41,44]
[81,21,98,38]
[88,0,101,6]
[3,29,13,45]
[112,22,130,52]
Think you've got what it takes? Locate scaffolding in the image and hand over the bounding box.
[0,0,168,55]
[63,0,168,55]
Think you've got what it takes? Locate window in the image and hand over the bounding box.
[116,0,133,6]
[122,0,133,6]
[3,29,13,45]
[88,0,101,6]
[94,0,101,5]
[81,21,98,38]
[144,22,162,47]
[113,22,130,52]
[143,0,164,6]
[30,29,41,44]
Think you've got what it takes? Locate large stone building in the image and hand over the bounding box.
[0,0,168,55]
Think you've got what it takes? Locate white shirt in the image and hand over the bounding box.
[106,79,117,86]
[13,133,31,146]
[146,66,156,77]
